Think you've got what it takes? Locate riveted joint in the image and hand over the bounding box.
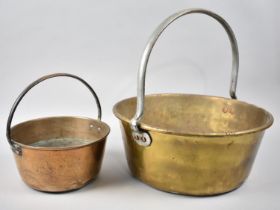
[132,130,152,147]
[11,143,22,156]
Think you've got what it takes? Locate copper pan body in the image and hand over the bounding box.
[10,116,110,192]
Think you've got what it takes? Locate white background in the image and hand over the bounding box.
[0,0,279,209]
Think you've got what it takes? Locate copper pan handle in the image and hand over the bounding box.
[131,8,239,146]
[6,73,102,155]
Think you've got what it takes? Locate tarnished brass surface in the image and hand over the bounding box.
[10,116,110,192]
[113,94,273,195]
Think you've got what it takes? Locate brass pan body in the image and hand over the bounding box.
[114,94,273,195]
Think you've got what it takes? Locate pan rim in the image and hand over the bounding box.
[10,116,110,151]
[113,93,274,137]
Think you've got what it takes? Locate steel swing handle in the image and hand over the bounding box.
[131,8,239,134]
[6,73,102,155]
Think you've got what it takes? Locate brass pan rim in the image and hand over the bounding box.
[10,116,110,151]
[113,93,273,137]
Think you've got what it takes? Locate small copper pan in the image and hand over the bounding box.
[6,73,110,192]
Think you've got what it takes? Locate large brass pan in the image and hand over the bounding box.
[113,9,273,196]
[6,73,110,192]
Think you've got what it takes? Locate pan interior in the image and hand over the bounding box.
[29,138,93,148]
[113,94,273,135]
[10,116,110,148]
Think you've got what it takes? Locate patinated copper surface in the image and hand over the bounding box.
[11,116,110,192]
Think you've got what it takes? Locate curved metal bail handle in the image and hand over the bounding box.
[131,8,239,132]
[6,73,102,155]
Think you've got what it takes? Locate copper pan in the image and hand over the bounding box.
[7,73,110,192]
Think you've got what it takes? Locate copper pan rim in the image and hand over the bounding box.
[11,116,110,151]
